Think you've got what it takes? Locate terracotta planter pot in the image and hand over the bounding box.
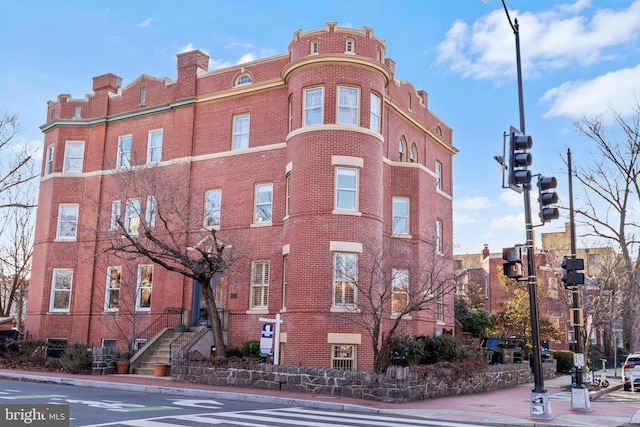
[115,360,130,374]
[154,363,169,377]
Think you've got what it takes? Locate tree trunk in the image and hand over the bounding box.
[201,276,226,358]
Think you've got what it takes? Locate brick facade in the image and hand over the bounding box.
[27,23,457,371]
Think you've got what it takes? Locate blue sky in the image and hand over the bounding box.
[1,0,638,255]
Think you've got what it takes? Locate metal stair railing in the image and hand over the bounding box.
[132,307,183,354]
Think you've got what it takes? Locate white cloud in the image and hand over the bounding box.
[237,53,257,64]
[138,18,153,28]
[437,0,640,82]
[489,213,525,231]
[541,65,640,120]
[455,195,492,210]
[499,190,523,208]
[453,212,477,225]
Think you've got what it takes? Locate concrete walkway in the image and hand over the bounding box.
[0,369,638,426]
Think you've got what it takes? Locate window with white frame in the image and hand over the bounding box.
[332,344,355,370]
[288,96,293,133]
[392,268,409,315]
[204,189,222,228]
[436,219,443,254]
[436,161,442,190]
[145,196,157,228]
[73,105,82,119]
[45,145,54,175]
[56,204,78,240]
[392,197,409,235]
[136,265,153,310]
[345,39,354,53]
[139,88,146,105]
[311,40,318,54]
[410,144,417,163]
[125,198,141,234]
[236,74,251,85]
[110,200,121,230]
[337,86,359,125]
[117,135,132,168]
[334,252,356,307]
[282,255,288,310]
[436,283,444,322]
[105,266,121,311]
[232,114,250,149]
[398,138,406,162]
[304,87,323,126]
[370,93,381,133]
[251,260,270,309]
[50,269,73,312]
[254,183,273,223]
[285,173,291,217]
[63,141,84,173]
[147,130,162,163]
[335,167,357,211]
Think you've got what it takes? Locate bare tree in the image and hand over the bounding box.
[571,107,640,351]
[335,236,455,372]
[99,166,238,358]
[0,183,35,330]
[0,113,38,209]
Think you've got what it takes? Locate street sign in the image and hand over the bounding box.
[574,352,585,367]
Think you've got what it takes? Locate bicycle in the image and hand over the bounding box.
[592,359,610,388]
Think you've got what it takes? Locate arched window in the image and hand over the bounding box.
[399,138,407,162]
[236,74,251,86]
[410,143,417,163]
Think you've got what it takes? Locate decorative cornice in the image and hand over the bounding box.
[281,54,392,86]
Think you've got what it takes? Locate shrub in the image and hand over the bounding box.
[59,342,92,374]
[241,340,261,358]
[552,350,574,373]
[424,335,461,364]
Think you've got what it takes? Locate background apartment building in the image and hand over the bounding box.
[26,23,456,371]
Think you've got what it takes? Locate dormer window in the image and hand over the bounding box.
[236,74,251,86]
[311,40,319,54]
[346,39,354,53]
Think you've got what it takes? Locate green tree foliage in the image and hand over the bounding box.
[454,294,496,336]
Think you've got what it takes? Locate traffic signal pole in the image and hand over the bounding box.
[502,1,551,418]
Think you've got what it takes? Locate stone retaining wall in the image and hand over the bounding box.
[171,351,557,403]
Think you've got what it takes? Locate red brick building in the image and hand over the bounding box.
[26,23,457,371]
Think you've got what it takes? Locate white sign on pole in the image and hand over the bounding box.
[260,323,274,355]
[574,352,585,367]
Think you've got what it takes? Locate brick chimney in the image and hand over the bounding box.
[481,244,490,261]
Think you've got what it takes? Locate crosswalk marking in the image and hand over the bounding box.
[80,407,497,427]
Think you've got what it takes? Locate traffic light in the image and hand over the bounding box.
[507,126,532,192]
[503,247,523,279]
[537,176,559,222]
[561,256,585,287]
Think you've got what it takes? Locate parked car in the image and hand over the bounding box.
[622,352,640,391]
[482,337,523,364]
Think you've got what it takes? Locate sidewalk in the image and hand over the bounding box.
[0,368,638,426]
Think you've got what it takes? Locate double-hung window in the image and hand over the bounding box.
[304,87,323,126]
[337,86,359,125]
[117,136,132,168]
[436,161,443,190]
[105,266,121,311]
[147,130,162,164]
[251,260,270,309]
[136,265,153,310]
[50,269,73,312]
[335,167,357,211]
[145,196,157,228]
[63,141,84,173]
[436,219,443,254]
[125,198,141,235]
[45,146,54,175]
[392,197,409,235]
[232,114,250,149]
[332,344,355,370]
[204,189,222,228]
[370,93,381,133]
[57,204,79,240]
[392,268,409,315]
[254,183,273,224]
[110,201,121,230]
[333,252,356,307]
